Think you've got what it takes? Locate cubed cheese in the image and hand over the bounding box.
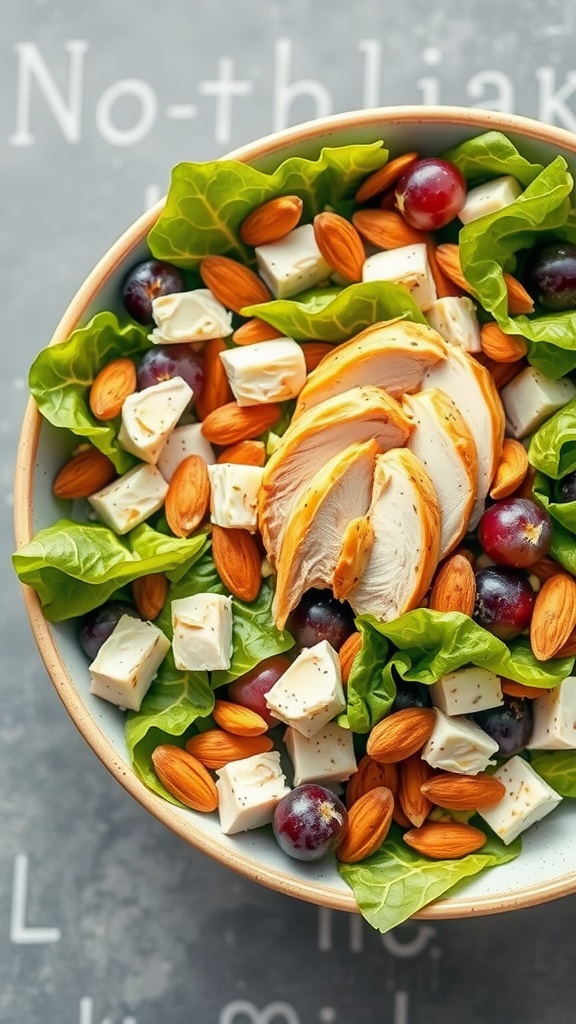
[430,667,503,717]
[157,423,216,482]
[118,376,193,464]
[478,755,561,844]
[528,678,576,750]
[421,709,499,775]
[255,224,332,298]
[207,462,264,532]
[219,339,306,406]
[284,721,357,785]
[501,367,576,439]
[171,593,233,671]
[426,296,482,352]
[150,288,233,343]
[458,175,523,225]
[264,641,345,737]
[363,243,437,311]
[216,751,290,834]
[89,614,170,711]
[87,463,168,535]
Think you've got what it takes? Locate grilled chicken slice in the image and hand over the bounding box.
[403,388,478,559]
[347,448,441,621]
[423,345,505,529]
[259,386,412,564]
[293,319,447,419]
[272,440,380,629]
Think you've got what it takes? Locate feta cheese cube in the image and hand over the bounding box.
[421,709,499,775]
[150,288,233,343]
[216,751,291,834]
[284,721,357,785]
[426,296,482,352]
[87,463,168,535]
[478,755,561,844]
[501,367,576,439]
[219,339,306,406]
[458,175,523,225]
[528,678,576,750]
[89,614,170,711]
[430,667,503,717]
[264,641,345,737]
[362,244,437,311]
[255,224,332,299]
[207,462,264,532]
[171,593,233,671]
[157,423,215,482]
[118,376,193,464]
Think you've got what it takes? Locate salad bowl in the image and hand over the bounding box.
[14,105,576,930]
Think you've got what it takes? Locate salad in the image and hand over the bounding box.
[14,128,576,933]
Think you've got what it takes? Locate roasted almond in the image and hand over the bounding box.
[480,322,528,363]
[530,573,576,660]
[352,208,426,249]
[217,439,266,467]
[151,744,219,812]
[53,446,116,499]
[397,754,434,827]
[233,318,284,346]
[556,626,576,657]
[501,679,552,700]
[338,631,363,686]
[301,341,334,373]
[212,525,262,602]
[131,572,169,621]
[89,357,137,421]
[489,438,529,500]
[435,244,534,314]
[484,357,527,392]
[313,212,366,282]
[345,754,398,808]
[199,255,271,313]
[427,241,461,298]
[428,553,476,616]
[355,151,419,203]
[165,454,210,538]
[185,729,273,769]
[337,786,395,863]
[366,707,436,764]
[529,556,565,583]
[403,821,488,859]
[421,770,506,811]
[195,337,233,421]
[240,195,303,246]
[201,400,281,445]
[212,698,268,737]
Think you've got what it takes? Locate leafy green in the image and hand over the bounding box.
[147,143,389,268]
[528,397,576,479]
[529,750,576,797]
[344,619,394,733]
[339,823,521,933]
[29,312,150,472]
[442,130,544,186]
[547,520,576,575]
[532,473,576,536]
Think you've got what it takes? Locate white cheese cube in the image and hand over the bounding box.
[421,709,499,775]
[284,721,357,785]
[219,339,306,406]
[157,423,215,482]
[150,288,233,343]
[171,593,233,671]
[426,296,482,352]
[255,224,332,299]
[87,463,168,535]
[430,667,503,717]
[501,367,576,439]
[458,175,523,225]
[118,376,193,464]
[362,244,437,311]
[89,614,170,712]
[264,641,345,737]
[207,462,264,532]
[528,678,576,750]
[216,751,291,834]
[478,755,561,844]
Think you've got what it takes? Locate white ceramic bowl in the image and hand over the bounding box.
[14,106,576,919]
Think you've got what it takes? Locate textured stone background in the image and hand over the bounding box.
[4,2,576,1021]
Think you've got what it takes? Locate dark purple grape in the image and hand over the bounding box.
[227,655,292,728]
[559,470,576,503]
[470,696,533,757]
[137,344,204,403]
[478,498,552,569]
[287,589,355,651]
[79,600,141,661]
[524,242,576,311]
[272,784,348,862]
[122,260,185,325]
[392,679,432,712]
[473,566,535,641]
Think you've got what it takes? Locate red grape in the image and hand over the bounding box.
[227,655,292,727]
[122,260,185,325]
[272,784,348,862]
[137,344,205,403]
[473,566,535,641]
[79,600,141,660]
[478,498,552,568]
[287,589,355,651]
[470,696,533,757]
[524,242,576,311]
[395,158,467,230]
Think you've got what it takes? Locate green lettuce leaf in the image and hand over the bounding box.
[546,520,576,575]
[29,312,151,472]
[147,143,389,268]
[529,750,576,797]
[344,619,393,732]
[528,397,576,479]
[532,473,576,535]
[339,823,521,933]
[442,130,544,186]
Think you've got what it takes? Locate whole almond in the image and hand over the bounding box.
[397,754,434,827]
[556,626,576,658]
[165,454,210,538]
[530,573,576,660]
[313,212,366,282]
[501,678,551,699]
[435,244,534,314]
[352,208,425,249]
[53,446,116,499]
[217,440,266,467]
[483,356,528,391]
[201,400,281,445]
[240,195,303,246]
[212,698,268,737]
[185,729,273,769]
[151,744,219,812]
[199,255,271,313]
[89,357,137,421]
[355,151,419,203]
[338,631,363,685]
[337,786,395,863]
[426,242,462,298]
[490,438,529,500]
[481,322,528,363]
[195,337,233,421]
[212,525,262,602]
[366,707,436,764]
[428,553,476,616]
[232,318,284,345]
[131,572,169,620]
[403,821,487,859]
[529,556,564,583]
[421,770,506,811]
[345,754,398,808]
[300,341,334,372]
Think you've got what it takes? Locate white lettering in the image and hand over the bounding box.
[79,997,137,1024]
[10,39,88,146]
[416,76,441,105]
[536,66,576,131]
[10,853,61,944]
[317,906,363,952]
[273,38,332,131]
[467,70,514,113]
[359,39,382,108]
[381,924,436,958]
[394,991,410,1024]
[95,79,158,146]
[199,58,253,145]
[219,1001,300,1024]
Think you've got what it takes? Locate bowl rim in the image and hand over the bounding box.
[14,103,576,918]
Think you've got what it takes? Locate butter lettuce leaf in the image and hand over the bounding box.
[528,397,576,479]
[344,619,393,733]
[529,750,576,797]
[532,473,576,536]
[442,130,544,186]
